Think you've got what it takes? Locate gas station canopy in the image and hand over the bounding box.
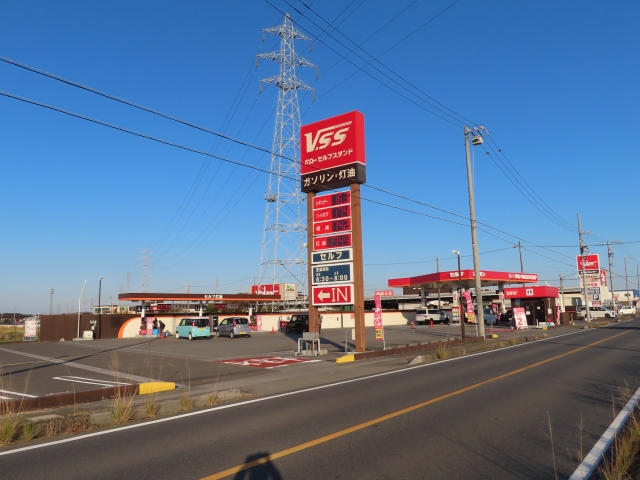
[118,293,280,302]
[388,270,539,291]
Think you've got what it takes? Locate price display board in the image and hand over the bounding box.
[313,233,352,251]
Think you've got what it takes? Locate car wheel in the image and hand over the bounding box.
[175,331,180,339]
[188,332,193,341]
[230,332,235,339]
[247,335,251,338]
[605,314,610,318]
[215,331,220,337]
[285,327,291,334]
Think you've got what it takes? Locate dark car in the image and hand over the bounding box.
[285,314,309,334]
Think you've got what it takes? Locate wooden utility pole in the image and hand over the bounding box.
[351,183,365,352]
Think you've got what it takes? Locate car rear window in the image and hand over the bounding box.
[415,310,426,315]
[427,310,439,314]
[235,318,249,325]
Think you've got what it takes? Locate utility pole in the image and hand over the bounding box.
[98,276,103,339]
[624,258,630,306]
[577,213,591,321]
[139,248,151,292]
[559,274,565,312]
[50,289,54,315]
[453,250,465,339]
[517,241,525,287]
[436,257,441,308]
[464,126,488,335]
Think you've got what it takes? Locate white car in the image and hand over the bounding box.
[414,309,449,325]
[577,306,617,319]
[618,305,636,315]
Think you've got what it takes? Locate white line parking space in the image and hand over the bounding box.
[52,376,131,387]
[0,388,37,398]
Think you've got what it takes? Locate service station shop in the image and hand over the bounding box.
[388,269,561,325]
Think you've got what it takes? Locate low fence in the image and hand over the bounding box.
[39,314,134,342]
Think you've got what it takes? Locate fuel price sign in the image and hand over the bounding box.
[313,233,352,251]
[313,204,351,223]
[313,218,352,236]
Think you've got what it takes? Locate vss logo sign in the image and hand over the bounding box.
[304,121,351,153]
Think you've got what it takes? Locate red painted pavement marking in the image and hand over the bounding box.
[215,356,321,369]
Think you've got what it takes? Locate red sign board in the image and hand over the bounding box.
[301,111,365,175]
[312,284,354,306]
[503,286,559,298]
[374,290,395,297]
[313,191,350,210]
[576,254,600,271]
[313,233,352,251]
[313,204,351,223]
[301,111,366,193]
[313,218,351,236]
[250,284,281,296]
[151,304,171,311]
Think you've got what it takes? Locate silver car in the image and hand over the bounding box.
[216,317,251,338]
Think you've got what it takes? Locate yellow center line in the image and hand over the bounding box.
[202,329,631,480]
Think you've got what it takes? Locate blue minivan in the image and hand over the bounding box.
[175,317,211,340]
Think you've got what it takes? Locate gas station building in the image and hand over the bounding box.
[388,269,561,325]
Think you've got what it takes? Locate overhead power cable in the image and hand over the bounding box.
[0,90,582,268]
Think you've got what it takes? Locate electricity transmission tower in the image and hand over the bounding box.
[139,248,152,293]
[256,13,316,308]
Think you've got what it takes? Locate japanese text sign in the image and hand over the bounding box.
[576,254,600,271]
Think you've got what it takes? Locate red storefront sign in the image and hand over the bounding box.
[576,254,600,271]
[503,286,559,298]
[313,233,352,251]
[301,111,366,192]
[312,284,353,306]
[250,284,281,296]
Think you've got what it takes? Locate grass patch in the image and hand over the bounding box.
[435,342,449,360]
[0,325,24,342]
[179,390,196,410]
[144,394,160,418]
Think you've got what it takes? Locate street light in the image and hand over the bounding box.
[50,289,54,316]
[464,126,488,336]
[452,250,465,339]
[624,259,634,306]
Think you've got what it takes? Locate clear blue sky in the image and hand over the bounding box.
[1,0,639,314]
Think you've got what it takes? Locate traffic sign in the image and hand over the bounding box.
[313,204,351,223]
[312,262,353,285]
[313,191,350,210]
[312,284,354,306]
[312,248,352,265]
[313,232,352,251]
[313,218,351,236]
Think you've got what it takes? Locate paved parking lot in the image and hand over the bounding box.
[0,323,545,401]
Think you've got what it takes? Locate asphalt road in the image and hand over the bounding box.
[0,323,510,398]
[1,320,638,479]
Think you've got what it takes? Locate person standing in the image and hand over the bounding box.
[158,319,165,339]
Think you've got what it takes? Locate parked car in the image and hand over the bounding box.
[286,314,309,333]
[577,306,617,319]
[175,317,211,340]
[500,310,513,323]
[414,309,449,325]
[477,308,498,325]
[618,305,636,315]
[216,317,251,338]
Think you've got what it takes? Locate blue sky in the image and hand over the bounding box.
[1,0,639,314]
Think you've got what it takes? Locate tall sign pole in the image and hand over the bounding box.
[351,183,365,351]
[302,111,366,352]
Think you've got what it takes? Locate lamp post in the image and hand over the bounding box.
[624,259,632,306]
[76,280,87,339]
[50,289,54,315]
[453,250,465,339]
[98,276,103,339]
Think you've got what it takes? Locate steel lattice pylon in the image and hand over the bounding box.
[257,14,316,308]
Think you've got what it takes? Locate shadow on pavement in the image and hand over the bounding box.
[232,452,283,480]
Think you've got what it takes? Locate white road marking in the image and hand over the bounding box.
[0,327,597,457]
[570,383,640,479]
[0,395,11,400]
[52,376,131,387]
[0,346,150,383]
[0,388,37,398]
